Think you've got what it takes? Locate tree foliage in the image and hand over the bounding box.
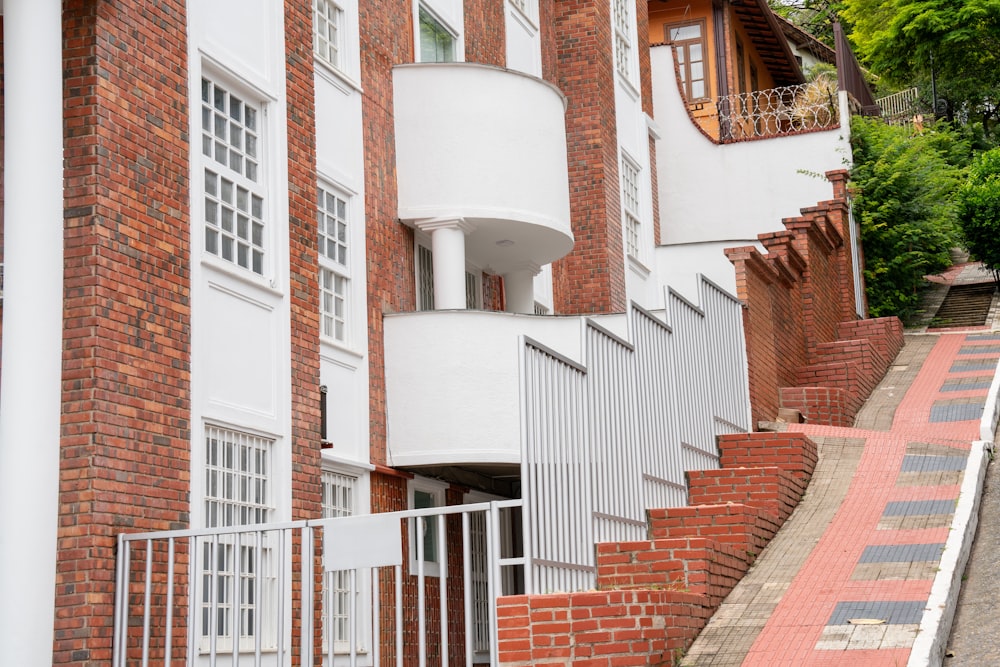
[956,147,1000,284]
[850,117,967,317]
[841,0,1000,132]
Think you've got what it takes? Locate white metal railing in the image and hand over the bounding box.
[519,275,752,592]
[876,87,920,125]
[717,80,840,141]
[113,500,522,667]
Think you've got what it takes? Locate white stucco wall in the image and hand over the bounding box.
[650,45,850,248]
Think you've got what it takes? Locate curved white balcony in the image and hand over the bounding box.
[384,310,587,468]
[393,63,574,275]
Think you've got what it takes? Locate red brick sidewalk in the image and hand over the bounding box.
[683,332,999,666]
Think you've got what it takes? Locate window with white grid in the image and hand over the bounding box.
[318,185,350,343]
[314,0,345,71]
[202,426,275,650]
[322,471,358,651]
[201,77,265,275]
[620,156,642,258]
[613,0,633,82]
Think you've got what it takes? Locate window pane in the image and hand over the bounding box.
[419,8,455,63]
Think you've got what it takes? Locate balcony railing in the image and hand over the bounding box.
[113,500,524,667]
[715,79,840,142]
[876,87,922,126]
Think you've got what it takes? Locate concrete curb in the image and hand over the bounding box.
[910,334,1000,665]
[908,440,991,667]
[980,358,1000,442]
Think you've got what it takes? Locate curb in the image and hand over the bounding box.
[910,355,1000,666]
[907,440,990,667]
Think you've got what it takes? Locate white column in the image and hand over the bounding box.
[0,2,65,665]
[503,264,541,314]
[418,219,473,310]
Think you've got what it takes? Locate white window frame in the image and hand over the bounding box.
[407,477,447,577]
[612,0,634,85]
[314,0,346,72]
[200,425,276,653]
[508,0,536,23]
[321,469,359,654]
[318,182,352,345]
[620,152,643,260]
[416,4,459,63]
[200,76,267,277]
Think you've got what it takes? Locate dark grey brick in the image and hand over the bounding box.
[883,499,956,516]
[929,402,985,422]
[901,455,967,472]
[859,543,945,563]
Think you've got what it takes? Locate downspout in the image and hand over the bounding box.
[713,0,731,140]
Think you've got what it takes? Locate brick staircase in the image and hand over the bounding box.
[497,432,818,666]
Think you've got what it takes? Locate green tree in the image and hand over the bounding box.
[956,148,1000,284]
[842,0,1000,133]
[851,117,966,317]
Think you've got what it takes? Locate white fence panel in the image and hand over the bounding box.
[520,338,596,594]
[518,276,752,594]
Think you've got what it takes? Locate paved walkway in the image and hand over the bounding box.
[682,266,1000,666]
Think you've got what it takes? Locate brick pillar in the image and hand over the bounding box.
[54,3,192,664]
[548,0,627,314]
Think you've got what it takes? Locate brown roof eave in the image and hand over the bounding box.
[732,0,806,86]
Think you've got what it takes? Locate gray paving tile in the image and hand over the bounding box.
[901,455,968,472]
[858,543,945,563]
[941,376,994,391]
[930,401,985,422]
[958,344,1000,354]
[966,333,1000,341]
[883,499,956,516]
[827,600,926,625]
[950,359,1000,372]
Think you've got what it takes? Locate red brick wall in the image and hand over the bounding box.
[56,3,191,664]
[717,432,818,481]
[464,0,506,67]
[726,174,903,426]
[285,0,324,660]
[497,432,819,666]
[497,589,712,666]
[549,0,627,315]
[360,0,417,466]
[685,467,807,522]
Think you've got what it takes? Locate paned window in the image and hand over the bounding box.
[314,0,345,71]
[613,0,633,82]
[318,185,351,343]
[201,78,265,274]
[417,244,435,311]
[413,488,441,565]
[418,7,456,62]
[201,426,275,649]
[620,156,642,258]
[666,21,707,101]
[322,471,358,650]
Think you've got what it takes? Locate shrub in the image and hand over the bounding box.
[956,148,1000,285]
[850,117,966,317]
